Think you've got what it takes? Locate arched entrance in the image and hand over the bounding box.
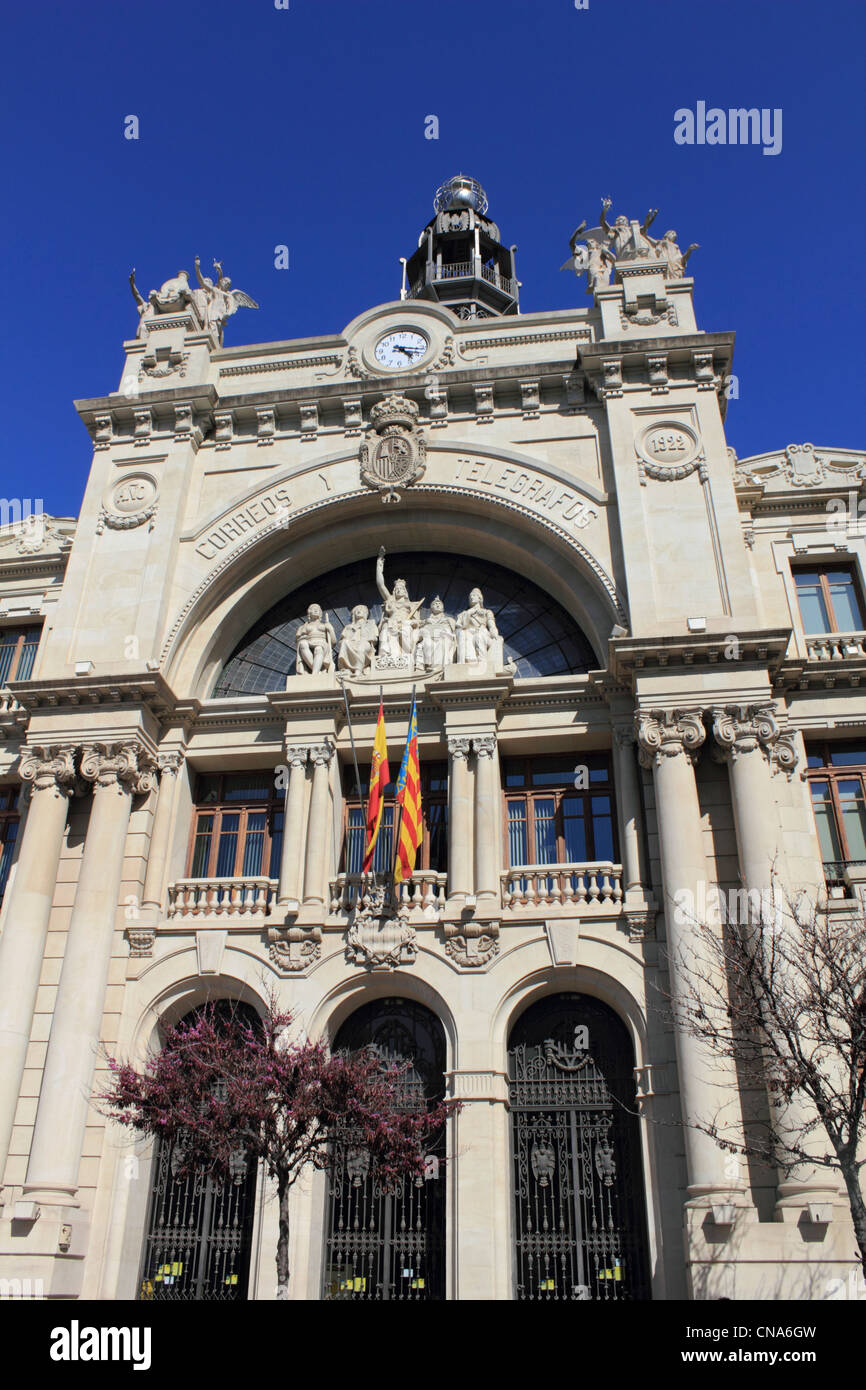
[322,997,447,1301]
[137,1001,259,1301]
[508,993,650,1301]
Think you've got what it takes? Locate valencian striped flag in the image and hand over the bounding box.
[362,700,390,873]
[394,693,422,885]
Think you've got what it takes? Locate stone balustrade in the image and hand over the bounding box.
[805,631,866,661]
[329,870,447,913]
[501,861,624,910]
[167,876,277,917]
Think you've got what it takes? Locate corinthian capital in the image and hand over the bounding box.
[712,704,799,777]
[635,709,705,768]
[18,744,78,795]
[80,741,157,794]
[308,742,334,768]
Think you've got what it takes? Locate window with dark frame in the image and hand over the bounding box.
[793,566,866,635]
[0,626,41,685]
[0,786,20,907]
[187,772,283,880]
[341,761,448,877]
[502,754,616,868]
[806,742,866,880]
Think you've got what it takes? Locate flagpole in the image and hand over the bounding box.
[392,685,416,899]
[339,679,371,888]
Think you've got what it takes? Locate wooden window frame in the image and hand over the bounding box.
[806,742,866,865]
[793,565,866,635]
[501,754,617,867]
[186,774,284,880]
[340,761,448,875]
[0,625,41,685]
[0,787,20,906]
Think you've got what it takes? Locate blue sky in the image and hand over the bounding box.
[2,0,863,518]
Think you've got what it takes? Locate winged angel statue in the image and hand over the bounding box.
[193,257,259,343]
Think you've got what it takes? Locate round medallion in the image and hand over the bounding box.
[98,473,159,533]
[639,422,698,467]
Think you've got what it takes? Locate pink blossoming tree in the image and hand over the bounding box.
[99,1000,457,1299]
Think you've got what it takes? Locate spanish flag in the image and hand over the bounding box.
[362,701,390,873]
[394,694,422,885]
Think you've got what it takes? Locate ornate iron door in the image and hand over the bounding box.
[508,994,649,1302]
[323,999,446,1301]
[138,1138,257,1301]
[137,1001,259,1301]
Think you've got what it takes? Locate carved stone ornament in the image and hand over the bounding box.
[359,394,427,503]
[712,704,800,779]
[636,709,706,768]
[97,474,159,534]
[267,925,322,975]
[19,744,78,795]
[444,928,500,968]
[635,421,703,485]
[79,741,157,794]
[346,884,417,970]
[127,928,155,958]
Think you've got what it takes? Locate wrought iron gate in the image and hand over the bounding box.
[137,1001,259,1301]
[323,999,446,1301]
[508,994,649,1302]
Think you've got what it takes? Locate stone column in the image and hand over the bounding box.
[451,1069,511,1299]
[447,736,472,901]
[636,709,745,1202]
[140,750,184,917]
[472,735,500,906]
[0,746,76,1182]
[612,726,648,893]
[302,743,334,906]
[24,741,155,1204]
[277,746,308,911]
[712,704,837,1212]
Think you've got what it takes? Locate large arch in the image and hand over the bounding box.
[162,485,625,699]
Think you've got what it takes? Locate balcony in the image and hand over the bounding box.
[329,871,447,914]
[168,876,277,918]
[805,631,866,661]
[822,860,866,903]
[501,862,624,911]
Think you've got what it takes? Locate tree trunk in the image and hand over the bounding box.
[840,1159,866,1281]
[276,1173,291,1299]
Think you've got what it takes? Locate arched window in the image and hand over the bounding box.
[508,993,650,1301]
[323,998,447,1301]
[137,1001,260,1302]
[214,552,596,695]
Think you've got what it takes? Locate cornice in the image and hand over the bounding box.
[8,671,180,720]
[609,628,791,680]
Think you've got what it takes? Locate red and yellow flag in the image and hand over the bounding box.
[394,694,422,885]
[362,701,390,874]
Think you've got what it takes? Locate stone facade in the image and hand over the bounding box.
[0,181,864,1301]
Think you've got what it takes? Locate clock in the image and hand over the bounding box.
[374,329,429,370]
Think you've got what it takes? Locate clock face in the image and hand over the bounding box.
[374,329,428,369]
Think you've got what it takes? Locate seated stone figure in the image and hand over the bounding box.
[294,604,336,676]
[456,588,499,664]
[416,597,457,671]
[338,604,378,676]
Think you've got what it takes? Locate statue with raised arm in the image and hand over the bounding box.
[644,228,699,279]
[375,546,424,665]
[294,603,336,676]
[195,257,259,345]
[129,268,149,336]
[456,588,499,664]
[416,597,457,671]
[599,198,633,257]
[337,604,378,676]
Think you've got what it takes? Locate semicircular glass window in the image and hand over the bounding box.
[214,553,596,696]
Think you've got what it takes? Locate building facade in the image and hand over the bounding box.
[0,176,864,1301]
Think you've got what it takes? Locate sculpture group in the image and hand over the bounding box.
[293,548,502,679]
[129,258,258,343]
[561,197,699,295]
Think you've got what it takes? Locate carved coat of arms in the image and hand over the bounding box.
[359,394,427,502]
